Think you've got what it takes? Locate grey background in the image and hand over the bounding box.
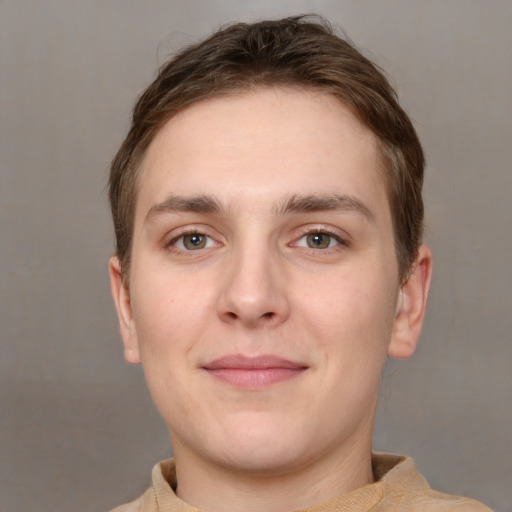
[1,1,510,511]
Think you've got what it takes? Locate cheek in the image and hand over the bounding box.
[129,267,217,364]
[128,270,217,423]
[297,270,397,362]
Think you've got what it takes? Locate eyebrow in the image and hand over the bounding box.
[145,192,375,223]
[145,195,226,223]
[275,193,375,222]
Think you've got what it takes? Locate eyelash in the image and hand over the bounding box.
[291,227,347,253]
[165,226,348,255]
[166,229,219,253]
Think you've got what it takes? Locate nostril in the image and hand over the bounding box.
[263,312,274,319]
[227,312,238,319]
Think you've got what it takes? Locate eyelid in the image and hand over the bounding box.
[174,233,216,251]
[289,225,350,251]
[162,223,349,254]
[293,224,349,241]
[165,226,222,252]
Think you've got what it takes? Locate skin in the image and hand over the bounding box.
[110,87,432,512]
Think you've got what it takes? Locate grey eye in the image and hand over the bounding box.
[306,233,332,249]
[182,233,207,250]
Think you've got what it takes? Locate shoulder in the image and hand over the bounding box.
[109,486,157,512]
[407,490,494,511]
[412,485,494,511]
[108,458,180,512]
[373,453,493,512]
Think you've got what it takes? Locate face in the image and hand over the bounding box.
[110,87,431,479]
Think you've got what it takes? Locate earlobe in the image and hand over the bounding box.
[108,257,141,364]
[388,245,433,359]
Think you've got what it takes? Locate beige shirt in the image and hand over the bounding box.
[111,453,492,511]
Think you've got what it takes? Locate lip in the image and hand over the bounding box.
[202,355,308,388]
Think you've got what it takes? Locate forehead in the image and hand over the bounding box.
[136,87,387,219]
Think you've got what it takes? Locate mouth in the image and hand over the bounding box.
[202,354,309,388]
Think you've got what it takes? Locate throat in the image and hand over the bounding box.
[172,446,374,512]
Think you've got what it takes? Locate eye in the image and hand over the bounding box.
[172,232,217,251]
[294,231,342,250]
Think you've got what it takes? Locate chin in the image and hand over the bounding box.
[214,443,309,477]
[198,415,328,477]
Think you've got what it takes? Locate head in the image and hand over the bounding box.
[109,15,424,285]
[108,16,432,503]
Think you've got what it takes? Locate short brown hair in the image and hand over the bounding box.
[109,15,424,282]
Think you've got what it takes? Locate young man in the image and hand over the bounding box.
[108,16,491,512]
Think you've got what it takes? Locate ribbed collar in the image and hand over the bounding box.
[149,453,427,511]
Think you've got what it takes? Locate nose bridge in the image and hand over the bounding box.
[217,229,289,327]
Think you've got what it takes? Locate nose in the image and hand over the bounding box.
[216,241,290,328]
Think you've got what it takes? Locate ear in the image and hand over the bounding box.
[109,257,141,364]
[388,245,433,359]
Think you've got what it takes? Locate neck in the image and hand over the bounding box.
[172,435,374,512]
